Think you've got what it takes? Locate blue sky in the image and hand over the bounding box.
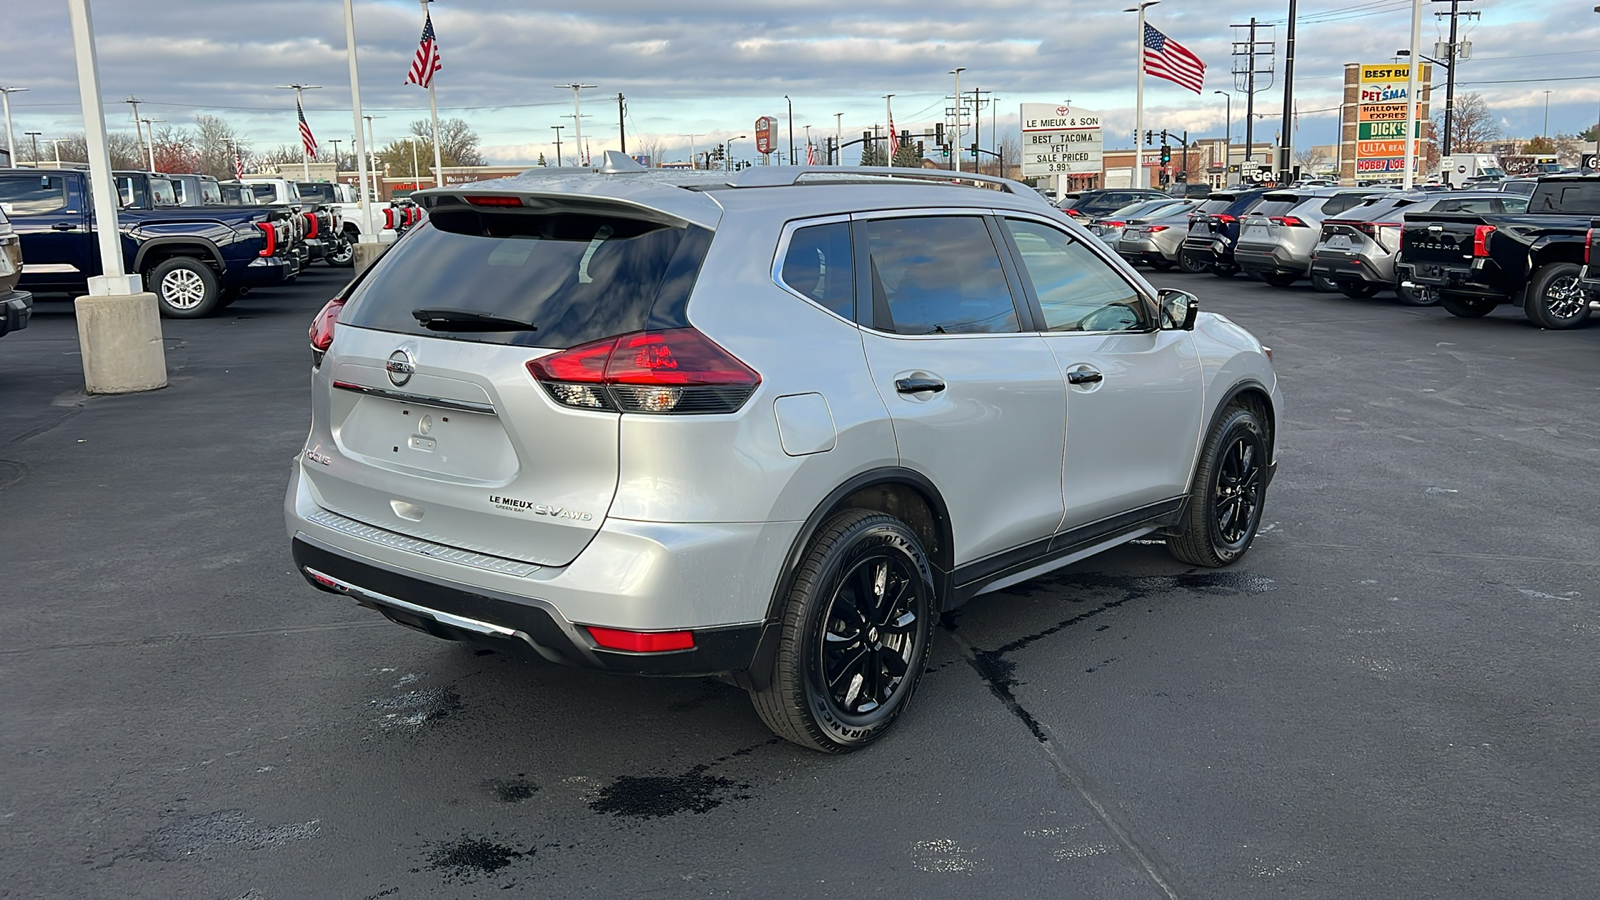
[3,0,1594,167]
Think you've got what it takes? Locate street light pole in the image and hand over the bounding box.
[726,135,746,172]
[24,131,41,164]
[1401,0,1422,189]
[66,0,166,393]
[342,0,376,244]
[140,118,161,170]
[834,113,843,165]
[950,67,966,173]
[363,114,384,202]
[785,94,795,165]
[1543,90,1552,139]
[1215,90,1232,179]
[0,86,24,164]
[555,83,597,164]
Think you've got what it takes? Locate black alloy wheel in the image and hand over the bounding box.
[1167,405,1269,567]
[1178,251,1210,274]
[751,510,935,752]
[1395,281,1436,306]
[1523,262,1590,329]
[1311,273,1340,293]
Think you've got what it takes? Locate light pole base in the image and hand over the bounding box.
[74,291,167,394]
[352,241,388,277]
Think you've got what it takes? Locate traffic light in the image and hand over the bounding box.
[1144,130,1153,145]
[1160,145,1172,165]
[935,122,945,145]
[917,140,925,156]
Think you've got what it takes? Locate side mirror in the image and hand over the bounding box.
[1158,289,1200,331]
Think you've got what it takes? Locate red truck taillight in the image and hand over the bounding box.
[257,222,277,258]
[1473,225,1496,258]
[1586,228,1593,266]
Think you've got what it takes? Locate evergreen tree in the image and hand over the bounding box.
[538,152,548,167]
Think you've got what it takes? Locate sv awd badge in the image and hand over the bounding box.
[490,495,593,521]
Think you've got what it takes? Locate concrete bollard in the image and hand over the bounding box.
[352,241,388,278]
[75,290,168,394]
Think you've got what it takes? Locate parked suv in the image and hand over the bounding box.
[1179,188,1270,276]
[286,158,1282,752]
[1233,187,1380,286]
[1058,188,1170,220]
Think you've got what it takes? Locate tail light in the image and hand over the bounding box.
[256,221,277,258]
[1064,208,1085,218]
[383,208,396,230]
[1146,225,1169,233]
[586,626,695,653]
[465,195,523,207]
[1269,216,1308,227]
[526,327,761,415]
[309,297,346,362]
[1473,225,1495,258]
[303,211,319,239]
[1586,228,1593,265]
[1101,220,1125,228]
[1213,214,1237,225]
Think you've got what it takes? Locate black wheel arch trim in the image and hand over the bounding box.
[1169,381,1279,533]
[134,237,226,273]
[740,467,954,692]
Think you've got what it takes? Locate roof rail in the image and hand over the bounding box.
[727,165,1026,194]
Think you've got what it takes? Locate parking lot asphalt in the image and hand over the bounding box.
[2,266,1597,899]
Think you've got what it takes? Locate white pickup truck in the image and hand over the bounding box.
[295,182,397,262]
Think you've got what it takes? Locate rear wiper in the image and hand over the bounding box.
[411,308,538,332]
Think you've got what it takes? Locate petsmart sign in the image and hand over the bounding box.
[1021,103,1104,177]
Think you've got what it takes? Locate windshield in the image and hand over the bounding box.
[342,209,712,349]
[201,181,221,204]
[1529,181,1600,213]
[297,183,337,202]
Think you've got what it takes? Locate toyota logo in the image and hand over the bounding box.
[386,349,416,387]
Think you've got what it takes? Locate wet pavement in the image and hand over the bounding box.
[2,266,1597,898]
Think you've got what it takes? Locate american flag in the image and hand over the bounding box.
[806,142,817,165]
[297,100,318,158]
[234,147,244,180]
[1143,23,1206,94]
[888,114,899,160]
[405,12,443,89]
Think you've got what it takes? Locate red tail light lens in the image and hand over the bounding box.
[527,328,761,414]
[309,297,345,357]
[1214,214,1237,225]
[465,195,523,207]
[1064,208,1085,218]
[256,221,277,258]
[1101,220,1125,228]
[383,208,395,230]
[586,626,695,653]
[1473,225,1496,258]
[1587,228,1593,266]
[303,211,319,239]
[1146,225,1170,233]
[1269,216,1308,227]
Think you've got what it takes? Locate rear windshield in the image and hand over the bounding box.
[1194,198,1232,215]
[1248,197,1299,218]
[341,208,712,349]
[298,183,337,202]
[1529,181,1600,214]
[1339,197,1413,222]
[1319,193,1371,217]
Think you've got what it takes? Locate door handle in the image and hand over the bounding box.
[51,223,75,231]
[895,376,946,394]
[1067,368,1103,386]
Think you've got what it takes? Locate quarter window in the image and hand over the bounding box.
[779,222,854,319]
[859,216,1019,335]
[1004,219,1148,333]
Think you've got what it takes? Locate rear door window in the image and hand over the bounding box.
[341,208,712,349]
[0,173,70,214]
[858,215,1020,335]
[779,221,854,319]
[1532,182,1600,213]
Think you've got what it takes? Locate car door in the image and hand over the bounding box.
[0,171,90,288]
[852,211,1068,566]
[997,214,1205,530]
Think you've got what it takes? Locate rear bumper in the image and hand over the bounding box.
[1311,251,1391,285]
[1235,242,1311,276]
[291,537,763,677]
[0,289,32,337]
[229,255,300,287]
[284,460,796,678]
[1395,262,1506,298]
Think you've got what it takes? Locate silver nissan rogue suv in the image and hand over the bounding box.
[286,155,1282,753]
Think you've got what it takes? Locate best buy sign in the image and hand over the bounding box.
[1358,120,1423,140]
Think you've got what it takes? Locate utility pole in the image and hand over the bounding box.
[125,96,144,170]
[276,83,322,179]
[550,125,564,166]
[555,83,597,165]
[25,131,41,164]
[834,112,843,165]
[1278,0,1297,178]
[0,87,25,165]
[617,93,626,154]
[1245,19,1257,161]
[1436,0,1479,157]
[785,94,795,165]
[1231,18,1275,169]
[328,138,342,173]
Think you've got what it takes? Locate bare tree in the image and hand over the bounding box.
[998,134,1020,179]
[194,115,246,180]
[255,144,305,171]
[1433,92,1500,154]
[634,135,664,167]
[407,118,483,167]
[36,132,142,169]
[1294,146,1328,173]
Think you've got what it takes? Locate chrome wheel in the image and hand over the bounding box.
[161,268,207,310]
[815,553,921,719]
[1543,275,1585,320]
[1215,434,1263,548]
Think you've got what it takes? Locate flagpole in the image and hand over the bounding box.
[1129,2,1158,189]
[343,0,375,242]
[277,83,321,179]
[885,94,894,167]
[418,0,444,188]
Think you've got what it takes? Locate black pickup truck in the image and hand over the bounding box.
[1397,175,1600,328]
[0,168,301,318]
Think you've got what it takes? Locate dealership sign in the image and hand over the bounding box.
[1020,103,1104,178]
[755,117,775,156]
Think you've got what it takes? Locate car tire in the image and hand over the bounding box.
[149,257,221,318]
[1440,292,1496,318]
[1310,273,1339,293]
[1210,262,1240,278]
[326,232,356,268]
[1149,258,1175,271]
[217,286,244,309]
[1167,406,1269,568]
[1260,272,1299,287]
[1394,282,1437,306]
[1521,262,1590,329]
[1178,252,1209,274]
[1338,281,1382,299]
[750,509,935,753]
